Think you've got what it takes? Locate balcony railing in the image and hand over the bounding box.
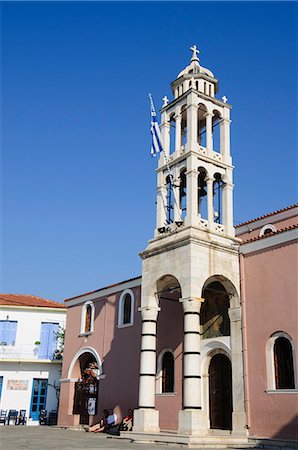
[0,343,62,361]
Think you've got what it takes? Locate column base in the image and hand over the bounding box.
[133,408,160,433]
[232,411,247,436]
[178,409,208,436]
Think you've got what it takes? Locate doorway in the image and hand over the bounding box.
[209,354,232,430]
[30,378,48,421]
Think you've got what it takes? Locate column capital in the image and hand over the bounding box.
[179,297,203,313]
[138,306,160,321]
[206,176,214,183]
[204,111,214,118]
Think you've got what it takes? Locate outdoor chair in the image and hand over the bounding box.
[0,410,7,425]
[16,409,27,425]
[39,409,48,425]
[7,410,18,425]
[48,410,58,426]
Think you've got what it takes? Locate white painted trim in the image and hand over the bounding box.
[240,228,298,254]
[0,305,66,312]
[80,301,95,335]
[66,277,141,307]
[118,289,135,328]
[259,224,276,237]
[266,331,297,390]
[67,346,102,379]
[60,378,78,383]
[266,389,298,394]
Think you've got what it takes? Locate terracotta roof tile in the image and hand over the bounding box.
[0,294,66,309]
[241,223,298,245]
[235,204,298,228]
[65,275,142,302]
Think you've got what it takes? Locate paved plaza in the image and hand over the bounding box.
[0,426,228,450]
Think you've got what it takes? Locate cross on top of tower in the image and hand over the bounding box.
[190,44,200,62]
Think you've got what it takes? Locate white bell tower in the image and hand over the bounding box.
[134,47,246,439]
[156,44,234,238]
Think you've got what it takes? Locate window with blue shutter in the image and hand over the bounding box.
[0,320,17,345]
[39,322,59,359]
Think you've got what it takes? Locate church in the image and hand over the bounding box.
[57,47,298,446]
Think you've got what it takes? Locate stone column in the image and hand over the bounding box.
[155,170,167,234]
[185,155,198,227]
[222,178,234,237]
[178,297,208,435]
[175,109,182,152]
[133,306,160,433]
[219,115,231,164]
[206,176,214,230]
[186,101,198,151]
[229,306,247,436]
[205,112,213,152]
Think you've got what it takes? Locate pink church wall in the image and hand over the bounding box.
[156,296,184,430]
[58,284,142,427]
[241,240,298,440]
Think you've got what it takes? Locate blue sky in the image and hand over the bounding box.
[1,2,297,301]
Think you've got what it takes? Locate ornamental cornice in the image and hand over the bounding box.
[140,229,240,260]
[156,149,234,174]
[161,88,232,113]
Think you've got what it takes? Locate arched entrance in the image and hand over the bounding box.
[209,354,232,430]
[71,351,101,425]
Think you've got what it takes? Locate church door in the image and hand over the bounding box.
[209,354,232,430]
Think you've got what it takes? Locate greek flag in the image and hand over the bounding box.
[149,94,163,156]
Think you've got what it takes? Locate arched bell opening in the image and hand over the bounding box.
[198,167,208,220]
[208,353,232,430]
[213,173,223,224]
[180,105,187,146]
[200,281,230,339]
[179,168,187,220]
[169,112,176,155]
[198,104,207,147]
[212,110,222,153]
[165,175,174,224]
[155,275,183,431]
[70,350,101,425]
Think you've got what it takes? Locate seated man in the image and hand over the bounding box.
[120,409,133,431]
[86,409,108,433]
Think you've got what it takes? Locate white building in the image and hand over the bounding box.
[0,294,66,425]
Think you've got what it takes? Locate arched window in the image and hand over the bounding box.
[162,351,174,393]
[85,304,92,333]
[259,224,276,237]
[274,337,295,389]
[118,289,135,327]
[80,301,95,335]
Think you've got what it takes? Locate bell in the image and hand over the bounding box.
[198,186,207,197]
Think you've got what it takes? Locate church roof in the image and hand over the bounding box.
[177,45,215,79]
[235,204,298,228]
[65,275,142,302]
[0,293,66,309]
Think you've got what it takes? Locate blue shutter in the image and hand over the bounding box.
[0,321,17,345]
[39,323,59,359]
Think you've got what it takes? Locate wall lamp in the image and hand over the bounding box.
[175,220,184,227]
